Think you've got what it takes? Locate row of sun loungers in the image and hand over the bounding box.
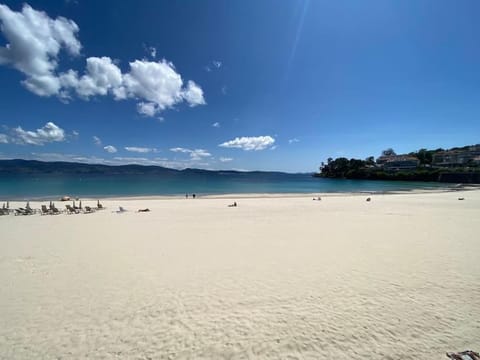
[0,201,105,216]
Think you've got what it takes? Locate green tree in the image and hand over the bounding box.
[365,156,375,165]
[382,148,396,156]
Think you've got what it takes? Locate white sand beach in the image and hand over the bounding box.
[0,190,479,359]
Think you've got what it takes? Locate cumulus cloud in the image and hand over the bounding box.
[288,138,299,144]
[61,56,123,98]
[0,133,8,143]
[124,146,157,153]
[181,80,205,107]
[12,122,66,145]
[62,57,206,117]
[0,4,205,116]
[212,122,220,128]
[92,135,102,146]
[219,136,275,151]
[219,157,233,162]
[103,145,117,153]
[120,60,205,116]
[170,147,211,161]
[0,3,81,96]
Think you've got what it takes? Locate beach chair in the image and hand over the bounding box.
[14,208,28,216]
[50,203,61,215]
[65,204,78,214]
[41,205,51,215]
[83,206,95,213]
[96,200,105,210]
[25,202,35,215]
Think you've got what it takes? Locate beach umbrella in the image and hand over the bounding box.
[79,200,82,209]
[73,200,76,208]
[6,201,9,209]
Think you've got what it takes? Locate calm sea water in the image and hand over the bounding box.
[0,172,452,200]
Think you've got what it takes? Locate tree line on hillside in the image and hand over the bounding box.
[315,146,480,182]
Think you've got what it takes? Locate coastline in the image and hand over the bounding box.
[2,183,478,202]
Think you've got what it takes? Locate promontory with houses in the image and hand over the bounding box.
[316,144,480,183]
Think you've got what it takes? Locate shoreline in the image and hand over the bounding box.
[1,184,479,202]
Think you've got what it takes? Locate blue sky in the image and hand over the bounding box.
[0,0,479,172]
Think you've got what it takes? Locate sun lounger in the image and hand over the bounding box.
[41,205,51,215]
[49,203,61,215]
[65,204,78,214]
[15,208,30,216]
[83,206,95,213]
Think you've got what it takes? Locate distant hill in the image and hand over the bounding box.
[0,159,295,177]
[0,159,178,175]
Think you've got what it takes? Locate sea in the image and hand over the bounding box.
[0,172,453,200]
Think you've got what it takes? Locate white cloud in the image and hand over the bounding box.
[103,145,117,153]
[170,147,191,154]
[212,60,222,68]
[221,86,227,95]
[219,157,233,162]
[181,80,206,107]
[61,58,206,116]
[12,122,66,145]
[212,122,220,128]
[0,4,205,116]
[170,147,211,161]
[219,136,275,151]
[288,138,299,144]
[93,135,102,146]
[121,60,205,116]
[0,3,81,96]
[136,102,157,117]
[124,146,157,153]
[190,149,211,160]
[113,156,148,163]
[0,133,8,143]
[61,56,123,98]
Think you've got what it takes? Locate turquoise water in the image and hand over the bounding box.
[0,173,451,200]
